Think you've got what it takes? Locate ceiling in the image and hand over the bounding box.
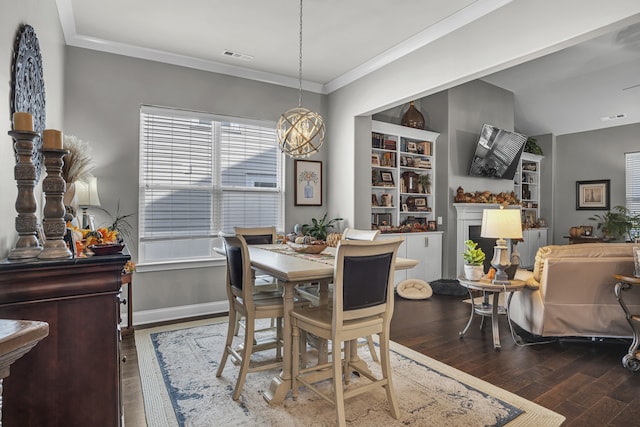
[57,0,640,137]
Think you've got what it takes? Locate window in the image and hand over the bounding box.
[626,151,640,240]
[139,106,284,265]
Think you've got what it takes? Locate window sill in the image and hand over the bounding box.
[136,257,226,273]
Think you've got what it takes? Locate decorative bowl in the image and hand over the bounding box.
[89,243,125,255]
[286,241,328,254]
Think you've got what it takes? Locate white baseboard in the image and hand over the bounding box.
[120,300,229,328]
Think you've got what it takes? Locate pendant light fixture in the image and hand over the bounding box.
[277,0,325,158]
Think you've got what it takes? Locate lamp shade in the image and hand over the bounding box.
[75,176,101,207]
[481,207,522,239]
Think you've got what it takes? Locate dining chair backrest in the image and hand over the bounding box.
[234,226,276,245]
[220,233,254,306]
[333,238,403,323]
[342,227,380,242]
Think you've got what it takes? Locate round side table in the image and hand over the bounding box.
[614,274,640,371]
[457,276,527,350]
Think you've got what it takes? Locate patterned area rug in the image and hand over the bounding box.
[136,318,564,427]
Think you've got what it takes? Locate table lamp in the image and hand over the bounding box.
[75,176,101,229]
[481,206,523,284]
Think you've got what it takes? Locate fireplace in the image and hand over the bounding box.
[454,203,515,276]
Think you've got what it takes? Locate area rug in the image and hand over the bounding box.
[136,318,564,427]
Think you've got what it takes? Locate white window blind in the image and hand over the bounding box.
[139,106,283,264]
[626,151,640,239]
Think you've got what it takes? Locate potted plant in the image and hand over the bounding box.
[462,239,485,281]
[302,213,343,241]
[417,173,431,194]
[588,205,638,241]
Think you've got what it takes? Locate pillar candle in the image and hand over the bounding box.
[12,112,34,131]
[43,129,63,149]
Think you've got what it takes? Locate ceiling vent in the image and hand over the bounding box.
[222,50,253,61]
[600,113,627,122]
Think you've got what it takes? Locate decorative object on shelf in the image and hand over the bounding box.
[524,137,543,155]
[401,171,419,193]
[8,122,42,260]
[39,132,73,259]
[417,173,431,194]
[452,187,520,205]
[481,206,523,285]
[401,101,426,130]
[276,0,325,158]
[88,243,125,256]
[302,213,342,241]
[294,159,322,206]
[462,239,485,281]
[76,175,102,229]
[576,179,610,210]
[95,201,136,245]
[11,24,46,182]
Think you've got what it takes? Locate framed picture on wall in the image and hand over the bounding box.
[576,179,609,210]
[295,160,322,206]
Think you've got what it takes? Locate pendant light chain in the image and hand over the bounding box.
[298,0,303,108]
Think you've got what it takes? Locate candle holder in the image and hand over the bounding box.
[8,130,42,260]
[38,148,72,259]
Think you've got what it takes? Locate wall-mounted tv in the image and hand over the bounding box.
[468,124,527,180]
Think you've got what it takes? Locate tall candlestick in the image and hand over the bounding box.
[12,112,34,132]
[39,148,72,259]
[42,129,63,149]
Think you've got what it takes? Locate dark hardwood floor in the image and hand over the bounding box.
[122,294,640,426]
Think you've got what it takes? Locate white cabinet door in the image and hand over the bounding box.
[381,232,443,283]
[519,228,548,269]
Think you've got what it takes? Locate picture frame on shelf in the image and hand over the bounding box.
[377,213,392,227]
[428,220,437,231]
[413,196,428,210]
[295,160,322,206]
[576,179,610,210]
[407,142,417,153]
[378,170,394,186]
[524,210,537,227]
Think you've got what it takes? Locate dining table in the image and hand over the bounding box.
[238,243,418,405]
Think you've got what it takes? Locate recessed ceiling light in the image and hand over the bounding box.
[222,50,254,61]
[600,113,627,122]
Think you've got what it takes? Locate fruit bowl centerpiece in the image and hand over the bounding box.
[88,243,125,255]
[286,241,328,254]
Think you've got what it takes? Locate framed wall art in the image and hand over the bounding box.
[295,160,322,206]
[576,179,609,210]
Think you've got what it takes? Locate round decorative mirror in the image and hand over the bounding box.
[11,24,46,181]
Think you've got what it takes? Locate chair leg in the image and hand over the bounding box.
[217,309,237,377]
[232,316,255,400]
[379,331,399,419]
[291,320,300,401]
[343,341,351,385]
[366,335,379,362]
[333,341,347,427]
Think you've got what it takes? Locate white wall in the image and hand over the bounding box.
[63,46,327,317]
[0,0,65,259]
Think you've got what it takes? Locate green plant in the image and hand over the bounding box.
[462,239,486,265]
[417,173,431,193]
[302,213,343,241]
[96,200,136,244]
[588,205,639,241]
[524,137,543,155]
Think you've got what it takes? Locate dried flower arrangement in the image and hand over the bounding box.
[62,135,94,184]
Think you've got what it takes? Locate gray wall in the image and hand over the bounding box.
[63,47,327,319]
[553,123,640,244]
[0,0,65,259]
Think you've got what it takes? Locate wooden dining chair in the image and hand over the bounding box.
[296,227,382,361]
[233,226,280,336]
[216,233,285,401]
[291,238,404,426]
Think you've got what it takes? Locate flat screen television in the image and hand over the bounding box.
[468,124,527,180]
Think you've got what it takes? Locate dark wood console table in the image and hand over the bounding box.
[0,254,129,427]
[564,235,611,244]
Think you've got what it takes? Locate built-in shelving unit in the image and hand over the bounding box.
[514,152,543,227]
[371,120,439,230]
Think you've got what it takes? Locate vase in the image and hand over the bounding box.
[464,264,484,281]
[401,101,426,130]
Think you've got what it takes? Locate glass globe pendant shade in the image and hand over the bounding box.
[277,106,325,158]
